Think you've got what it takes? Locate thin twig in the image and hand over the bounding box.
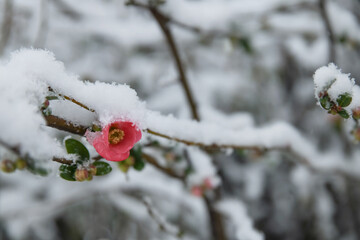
[0,138,74,165]
[34,0,49,48]
[127,1,200,121]
[52,157,73,165]
[42,91,360,183]
[52,0,82,20]
[0,0,13,56]
[142,152,185,180]
[48,87,96,113]
[44,114,88,135]
[319,0,336,63]
[142,196,183,239]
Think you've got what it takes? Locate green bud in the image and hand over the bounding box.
[86,174,93,181]
[352,107,360,120]
[118,162,130,173]
[353,128,360,141]
[0,160,16,173]
[124,156,135,166]
[15,158,27,170]
[75,169,89,182]
[89,165,97,176]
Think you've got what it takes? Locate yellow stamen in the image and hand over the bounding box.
[108,128,125,145]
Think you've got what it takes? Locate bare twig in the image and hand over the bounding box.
[0,0,13,55]
[52,157,73,165]
[142,152,185,180]
[52,0,82,20]
[125,0,243,40]
[142,196,183,239]
[48,87,96,113]
[127,1,200,121]
[34,0,49,48]
[43,89,360,184]
[319,0,336,63]
[0,137,74,165]
[42,88,348,177]
[44,114,88,135]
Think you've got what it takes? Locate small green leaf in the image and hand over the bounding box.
[59,164,77,173]
[26,157,48,176]
[46,96,59,100]
[338,109,350,119]
[59,164,76,181]
[184,167,194,176]
[60,172,76,181]
[91,124,102,132]
[336,93,352,107]
[339,35,347,44]
[93,161,112,176]
[134,158,145,171]
[65,139,90,161]
[131,147,145,171]
[238,37,252,54]
[320,95,332,110]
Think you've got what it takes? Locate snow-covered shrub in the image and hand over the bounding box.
[2,0,360,240]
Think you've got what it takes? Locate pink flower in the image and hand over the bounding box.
[203,177,213,189]
[86,121,142,162]
[191,186,203,197]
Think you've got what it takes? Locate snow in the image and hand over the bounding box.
[2,0,360,239]
[347,85,360,111]
[327,74,354,102]
[329,2,360,42]
[216,199,264,240]
[286,37,328,69]
[313,63,354,102]
[0,48,146,160]
[186,147,220,188]
[313,63,341,98]
[0,50,64,160]
[49,100,96,126]
[2,47,360,178]
[147,111,312,153]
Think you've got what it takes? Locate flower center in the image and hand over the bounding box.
[108,127,125,145]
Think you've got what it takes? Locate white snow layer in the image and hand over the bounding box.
[313,63,354,101]
[216,199,264,240]
[0,48,146,160]
[2,49,360,177]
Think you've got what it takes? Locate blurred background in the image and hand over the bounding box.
[1,0,360,239]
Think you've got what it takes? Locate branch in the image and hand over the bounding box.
[0,137,74,165]
[127,1,200,121]
[44,114,88,135]
[52,0,82,20]
[52,157,73,165]
[48,87,95,113]
[142,196,183,239]
[142,152,185,180]
[42,91,360,184]
[126,0,245,40]
[0,0,13,56]
[33,0,49,48]
[319,0,336,63]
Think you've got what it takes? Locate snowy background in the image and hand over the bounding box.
[1,0,360,240]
